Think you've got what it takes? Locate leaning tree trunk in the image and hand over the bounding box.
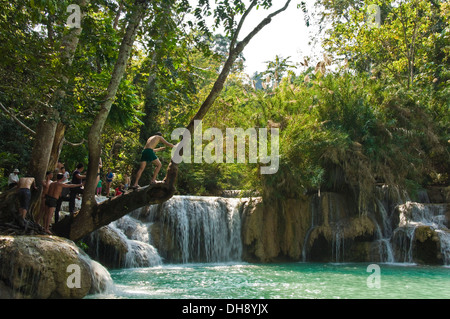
[52,183,174,241]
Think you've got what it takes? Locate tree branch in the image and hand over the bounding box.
[1,101,86,146]
[236,0,292,53]
[63,138,87,147]
[0,102,36,135]
[230,0,258,51]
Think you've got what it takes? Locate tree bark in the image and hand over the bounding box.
[48,122,66,172]
[27,110,59,218]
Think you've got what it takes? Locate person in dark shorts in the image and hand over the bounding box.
[131,132,175,188]
[69,163,86,217]
[44,173,82,234]
[17,176,37,221]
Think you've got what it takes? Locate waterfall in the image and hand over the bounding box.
[394,202,450,265]
[150,196,245,263]
[88,190,448,267]
[372,199,395,263]
[78,251,115,295]
[302,194,319,262]
[109,215,163,268]
[437,230,450,265]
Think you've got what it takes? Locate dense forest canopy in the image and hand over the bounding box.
[0,0,448,213]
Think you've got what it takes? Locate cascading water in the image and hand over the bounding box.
[148,196,245,263]
[371,198,395,263]
[394,201,450,265]
[109,215,162,268]
[302,194,319,262]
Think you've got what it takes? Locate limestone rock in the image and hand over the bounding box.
[0,235,112,299]
[84,225,129,269]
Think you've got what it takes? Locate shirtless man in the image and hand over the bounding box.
[17,176,38,220]
[131,132,175,188]
[44,173,82,234]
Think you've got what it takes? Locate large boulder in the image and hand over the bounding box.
[0,235,113,299]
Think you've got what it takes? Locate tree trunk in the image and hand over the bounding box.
[64,0,291,241]
[48,122,66,172]
[52,183,174,241]
[27,111,59,218]
[80,0,149,217]
[26,0,88,217]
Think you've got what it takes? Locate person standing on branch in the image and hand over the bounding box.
[131,132,175,188]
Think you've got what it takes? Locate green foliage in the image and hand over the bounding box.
[0,0,447,205]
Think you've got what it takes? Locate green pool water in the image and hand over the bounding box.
[89,262,450,299]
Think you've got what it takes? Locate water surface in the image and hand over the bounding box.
[89,262,450,299]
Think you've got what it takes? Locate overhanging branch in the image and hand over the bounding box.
[0,101,86,147]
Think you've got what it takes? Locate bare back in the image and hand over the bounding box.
[144,135,162,149]
[47,180,81,199]
[18,177,35,189]
[144,135,174,149]
[47,181,63,199]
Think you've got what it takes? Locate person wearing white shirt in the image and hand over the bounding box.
[8,168,19,188]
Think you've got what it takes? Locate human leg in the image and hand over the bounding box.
[151,158,162,183]
[69,189,77,216]
[18,188,31,220]
[132,161,147,187]
[43,195,57,232]
[44,207,55,234]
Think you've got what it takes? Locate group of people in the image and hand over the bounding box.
[96,168,131,197]
[10,132,175,234]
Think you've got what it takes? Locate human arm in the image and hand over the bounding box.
[160,137,175,148]
[62,183,83,188]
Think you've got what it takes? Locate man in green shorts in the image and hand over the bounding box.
[131,132,175,188]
